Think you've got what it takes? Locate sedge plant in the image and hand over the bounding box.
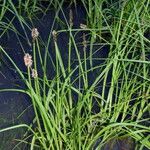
[0,0,150,149]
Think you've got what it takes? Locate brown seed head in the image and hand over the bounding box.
[52,30,57,42]
[31,28,39,40]
[69,9,73,27]
[24,53,33,68]
[82,33,87,50]
[80,23,87,29]
[31,69,38,78]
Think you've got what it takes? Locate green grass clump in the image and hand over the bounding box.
[0,0,150,149]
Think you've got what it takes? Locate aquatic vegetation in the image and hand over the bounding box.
[0,0,150,149]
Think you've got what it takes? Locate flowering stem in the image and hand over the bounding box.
[27,66,47,148]
[33,41,40,97]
